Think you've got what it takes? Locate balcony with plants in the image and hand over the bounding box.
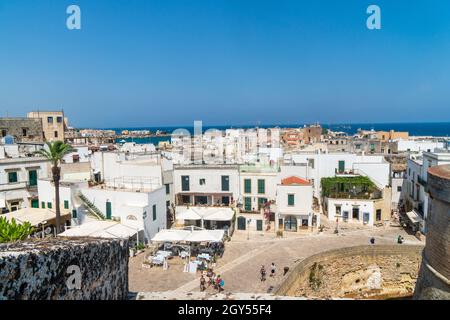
[321,176,382,200]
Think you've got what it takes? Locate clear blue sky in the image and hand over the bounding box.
[0,0,449,128]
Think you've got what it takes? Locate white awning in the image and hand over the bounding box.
[3,208,69,227]
[185,229,225,242]
[151,229,189,242]
[203,208,234,221]
[150,228,225,243]
[176,208,202,220]
[59,221,142,239]
[176,207,234,222]
[406,210,424,224]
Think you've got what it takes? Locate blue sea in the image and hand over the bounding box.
[103,122,450,145]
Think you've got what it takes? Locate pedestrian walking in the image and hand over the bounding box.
[215,274,222,292]
[370,237,375,245]
[200,275,206,292]
[270,263,276,277]
[260,265,266,282]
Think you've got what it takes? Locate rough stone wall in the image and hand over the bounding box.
[414,165,450,300]
[0,118,43,143]
[0,237,129,300]
[275,245,423,299]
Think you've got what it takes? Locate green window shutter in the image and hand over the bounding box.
[64,200,69,209]
[244,197,252,211]
[8,172,18,183]
[258,197,267,209]
[288,194,295,206]
[244,179,251,194]
[221,176,230,191]
[338,161,345,173]
[41,201,45,209]
[28,170,37,186]
[31,199,39,208]
[152,204,157,221]
[181,176,190,191]
[257,179,265,194]
[106,201,112,219]
[47,202,52,209]
[72,209,77,219]
[165,184,170,194]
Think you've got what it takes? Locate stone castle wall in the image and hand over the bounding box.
[0,118,43,143]
[414,165,450,300]
[0,237,129,300]
[275,245,424,299]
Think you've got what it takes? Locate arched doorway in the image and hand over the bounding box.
[284,215,297,232]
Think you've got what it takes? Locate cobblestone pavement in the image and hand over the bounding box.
[129,223,423,294]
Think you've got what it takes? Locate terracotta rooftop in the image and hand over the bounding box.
[281,176,311,186]
[428,164,450,180]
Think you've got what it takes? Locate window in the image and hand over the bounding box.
[47,202,52,209]
[31,199,39,208]
[258,197,267,209]
[22,128,28,136]
[376,209,382,222]
[41,202,45,209]
[199,178,206,185]
[244,197,252,211]
[57,116,63,123]
[152,204,157,221]
[47,117,53,123]
[165,184,170,195]
[8,171,18,183]
[64,200,69,209]
[28,170,37,187]
[221,175,230,191]
[338,160,345,173]
[397,186,402,192]
[244,179,251,194]
[54,131,58,138]
[257,179,265,194]
[181,175,190,191]
[335,205,342,215]
[288,194,295,206]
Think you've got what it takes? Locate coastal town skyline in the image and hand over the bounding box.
[1,0,450,127]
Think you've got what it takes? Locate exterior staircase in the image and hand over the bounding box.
[76,192,106,221]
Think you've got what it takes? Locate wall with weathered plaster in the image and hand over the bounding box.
[0,238,129,300]
[275,245,424,299]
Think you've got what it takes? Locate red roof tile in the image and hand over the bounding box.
[281,176,311,186]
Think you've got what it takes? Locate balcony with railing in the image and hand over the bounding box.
[321,176,382,200]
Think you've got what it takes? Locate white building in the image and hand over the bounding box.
[395,139,445,153]
[405,149,450,232]
[275,176,317,232]
[173,164,239,206]
[38,176,166,241]
[286,151,391,197]
[322,175,391,227]
[239,164,280,212]
[0,143,49,213]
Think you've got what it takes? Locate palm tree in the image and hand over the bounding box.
[35,141,75,234]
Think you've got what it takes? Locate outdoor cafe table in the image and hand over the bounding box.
[157,250,172,258]
[197,253,211,261]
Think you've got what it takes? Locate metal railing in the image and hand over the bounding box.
[77,192,106,220]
